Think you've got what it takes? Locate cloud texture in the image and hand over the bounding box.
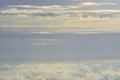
[0,61,120,80]
[80,2,116,6]
[0,3,119,18]
[0,17,120,34]
[0,1,120,34]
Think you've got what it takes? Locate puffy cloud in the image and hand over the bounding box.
[0,60,120,80]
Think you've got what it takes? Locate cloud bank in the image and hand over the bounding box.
[0,1,119,18]
[0,1,120,34]
[0,61,120,80]
[0,17,120,34]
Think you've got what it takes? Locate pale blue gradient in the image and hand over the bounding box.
[0,0,120,63]
[0,30,120,62]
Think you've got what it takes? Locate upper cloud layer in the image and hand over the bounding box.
[0,1,120,34]
[0,1,119,18]
[0,6,120,19]
[80,2,116,6]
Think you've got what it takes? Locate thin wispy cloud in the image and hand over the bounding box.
[0,0,120,34]
[0,4,120,18]
[0,16,120,34]
[80,2,116,6]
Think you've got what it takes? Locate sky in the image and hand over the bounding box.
[0,0,120,34]
[0,1,120,80]
[0,0,120,62]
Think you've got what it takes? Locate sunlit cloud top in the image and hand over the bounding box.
[80,2,116,6]
[0,61,120,80]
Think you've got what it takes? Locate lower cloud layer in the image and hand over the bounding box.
[0,61,120,80]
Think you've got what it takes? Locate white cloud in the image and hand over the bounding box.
[0,5,120,17]
[80,2,116,6]
[81,2,100,6]
[7,5,64,9]
[1,9,120,15]
[0,8,43,14]
[0,4,120,34]
[0,60,120,80]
